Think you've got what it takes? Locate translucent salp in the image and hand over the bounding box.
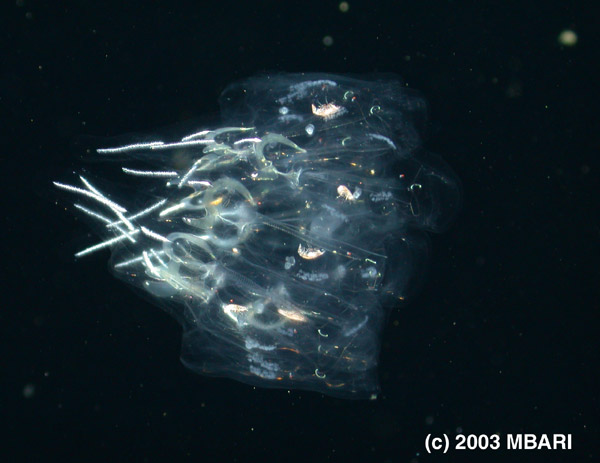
[55,73,460,399]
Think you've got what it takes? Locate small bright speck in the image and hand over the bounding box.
[558,29,578,47]
[23,383,35,399]
[339,2,349,12]
[323,36,334,47]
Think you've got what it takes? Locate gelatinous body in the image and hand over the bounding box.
[55,73,460,398]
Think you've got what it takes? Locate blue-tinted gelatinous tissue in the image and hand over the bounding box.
[55,74,460,398]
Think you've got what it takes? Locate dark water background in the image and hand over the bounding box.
[2,0,597,461]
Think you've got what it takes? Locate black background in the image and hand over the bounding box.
[2,0,597,461]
